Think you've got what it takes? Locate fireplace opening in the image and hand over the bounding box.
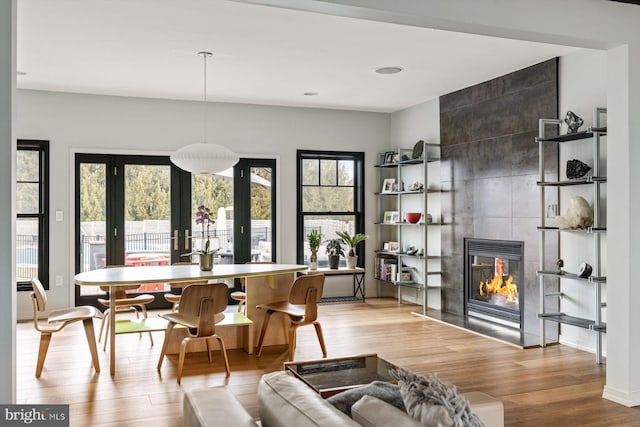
[464,238,524,330]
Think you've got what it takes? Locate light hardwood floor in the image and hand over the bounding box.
[16,298,640,426]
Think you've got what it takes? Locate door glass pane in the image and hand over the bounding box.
[16,218,39,282]
[251,166,273,262]
[124,164,172,292]
[78,163,107,296]
[192,169,233,263]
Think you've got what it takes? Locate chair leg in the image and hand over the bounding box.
[141,304,153,346]
[177,337,190,384]
[313,321,327,358]
[35,332,52,378]
[206,338,213,363]
[214,335,231,376]
[288,325,298,361]
[98,308,109,343]
[82,318,101,373]
[157,322,175,371]
[103,313,110,352]
[237,298,246,314]
[256,310,274,357]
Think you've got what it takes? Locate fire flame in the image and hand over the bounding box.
[479,258,518,304]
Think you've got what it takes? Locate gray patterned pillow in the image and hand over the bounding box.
[391,368,485,427]
[326,381,405,417]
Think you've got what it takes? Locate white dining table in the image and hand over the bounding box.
[74,263,308,376]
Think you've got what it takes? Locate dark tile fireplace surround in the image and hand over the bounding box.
[435,58,560,346]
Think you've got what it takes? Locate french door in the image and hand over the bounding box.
[74,154,276,308]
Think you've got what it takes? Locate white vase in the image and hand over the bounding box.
[346,256,357,269]
[309,261,318,270]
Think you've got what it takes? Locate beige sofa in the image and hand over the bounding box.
[184,371,504,427]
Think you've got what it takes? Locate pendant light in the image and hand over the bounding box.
[170,51,239,175]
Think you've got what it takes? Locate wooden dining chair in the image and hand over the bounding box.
[255,273,327,361]
[157,283,231,383]
[97,265,155,350]
[30,278,101,378]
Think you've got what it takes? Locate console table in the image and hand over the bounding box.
[303,267,365,303]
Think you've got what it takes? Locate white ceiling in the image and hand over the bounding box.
[17,0,580,113]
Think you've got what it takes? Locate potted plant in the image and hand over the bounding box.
[336,231,368,269]
[325,238,344,269]
[183,204,220,271]
[307,229,322,270]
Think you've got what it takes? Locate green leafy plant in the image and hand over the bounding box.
[325,238,345,257]
[307,229,322,262]
[335,231,368,257]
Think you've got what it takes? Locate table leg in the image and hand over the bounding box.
[109,289,116,376]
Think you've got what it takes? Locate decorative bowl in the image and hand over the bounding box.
[405,212,421,223]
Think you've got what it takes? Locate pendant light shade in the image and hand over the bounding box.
[170,143,239,176]
[170,51,239,175]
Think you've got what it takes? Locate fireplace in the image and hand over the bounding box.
[464,238,524,330]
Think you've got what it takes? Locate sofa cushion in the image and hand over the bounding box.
[326,381,405,416]
[351,395,423,427]
[391,368,484,427]
[258,371,360,427]
[183,387,258,427]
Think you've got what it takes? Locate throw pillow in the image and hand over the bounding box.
[391,368,485,427]
[326,380,405,417]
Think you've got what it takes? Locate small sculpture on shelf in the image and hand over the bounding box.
[409,181,424,191]
[556,196,594,229]
[566,159,592,179]
[564,110,584,134]
[556,259,564,274]
[578,262,593,278]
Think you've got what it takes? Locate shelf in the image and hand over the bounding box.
[374,250,439,259]
[537,270,606,283]
[537,176,606,186]
[537,313,606,332]
[590,126,607,135]
[537,226,606,233]
[537,131,594,143]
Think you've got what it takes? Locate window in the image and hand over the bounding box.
[17,140,49,291]
[297,150,364,267]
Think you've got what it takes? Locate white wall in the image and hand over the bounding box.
[557,49,608,354]
[389,98,440,308]
[15,89,390,318]
[0,0,17,405]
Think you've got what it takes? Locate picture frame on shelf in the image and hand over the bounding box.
[381,178,396,193]
[382,242,390,251]
[383,210,399,223]
[383,151,396,164]
[388,241,400,252]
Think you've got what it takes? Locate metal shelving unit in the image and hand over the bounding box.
[374,141,442,315]
[537,107,607,364]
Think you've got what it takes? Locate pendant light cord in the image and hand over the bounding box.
[199,51,213,144]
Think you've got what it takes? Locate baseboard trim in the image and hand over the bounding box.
[602,385,640,407]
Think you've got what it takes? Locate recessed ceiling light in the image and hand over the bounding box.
[375,66,403,75]
[304,92,318,96]
[17,71,27,76]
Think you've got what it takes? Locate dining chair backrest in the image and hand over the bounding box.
[179,282,228,318]
[288,274,325,322]
[31,278,47,312]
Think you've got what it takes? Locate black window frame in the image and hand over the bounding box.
[17,139,50,291]
[296,150,365,266]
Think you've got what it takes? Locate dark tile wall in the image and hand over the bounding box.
[439,58,559,339]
